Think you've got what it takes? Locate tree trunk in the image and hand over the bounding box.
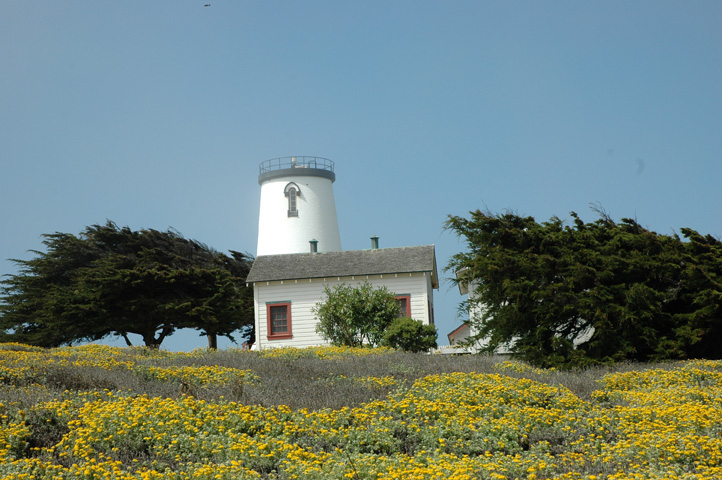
[122,333,133,347]
[207,333,218,350]
[142,329,168,349]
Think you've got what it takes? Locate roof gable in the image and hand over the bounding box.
[247,245,438,288]
[447,323,470,342]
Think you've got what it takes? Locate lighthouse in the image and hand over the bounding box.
[256,156,342,256]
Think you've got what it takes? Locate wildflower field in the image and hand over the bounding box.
[1,343,721,479]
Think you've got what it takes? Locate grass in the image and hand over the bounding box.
[1,343,720,479]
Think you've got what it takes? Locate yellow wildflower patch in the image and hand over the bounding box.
[1,343,721,479]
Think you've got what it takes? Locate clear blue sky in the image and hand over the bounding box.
[2,1,720,350]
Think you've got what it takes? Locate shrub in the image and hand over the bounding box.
[313,282,400,347]
[382,317,437,353]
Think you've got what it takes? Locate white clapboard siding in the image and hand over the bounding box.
[253,273,435,350]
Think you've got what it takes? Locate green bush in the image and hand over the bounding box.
[382,317,437,353]
[313,282,400,347]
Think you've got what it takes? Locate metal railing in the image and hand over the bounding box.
[259,156,334,175]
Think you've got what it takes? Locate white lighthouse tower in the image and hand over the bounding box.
[256,156,342,256]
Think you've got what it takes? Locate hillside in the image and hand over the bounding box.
[1,344,720,479]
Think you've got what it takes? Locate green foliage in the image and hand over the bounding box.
[673,228,722,359]
[313,282,401,347]
[445,208,722,367]
[382,317,438,353]
[0,221,254,348]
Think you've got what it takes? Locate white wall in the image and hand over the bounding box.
[253,272,435,349]
[257,173,342,255]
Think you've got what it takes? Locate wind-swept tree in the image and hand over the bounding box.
[671,228,722,359]
[445,208,721,367]
[0,221,253,349]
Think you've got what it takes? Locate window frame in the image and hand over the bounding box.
[395,295,411,318]
[284,182,300,217]
[287,187,298,217]
[266,301,293,340]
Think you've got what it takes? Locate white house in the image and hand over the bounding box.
[247,156,438,349]
[247,244,438,349]
[447,323,471,347]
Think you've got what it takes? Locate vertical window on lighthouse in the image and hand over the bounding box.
[284,183,300,217]
[288,188,298,216]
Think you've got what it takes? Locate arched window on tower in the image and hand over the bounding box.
[284,182,300,217]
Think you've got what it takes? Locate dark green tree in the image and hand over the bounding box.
[0,232,102,347]
[445,209,721,367]
[0,221,253,349]
[670,228,722,359]
[313,282,401,347]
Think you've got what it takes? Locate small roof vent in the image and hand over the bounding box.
[370,235,379,249]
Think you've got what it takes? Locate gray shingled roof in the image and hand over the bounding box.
[247,245,438,288]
